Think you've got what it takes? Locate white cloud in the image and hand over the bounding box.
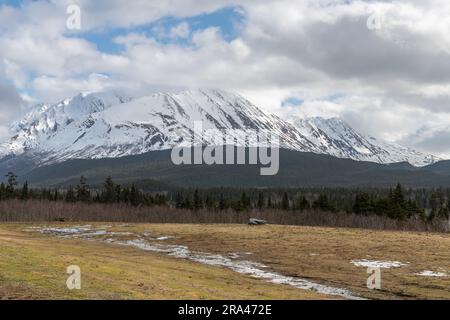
[170,22,191,39]
[0,63,24,140]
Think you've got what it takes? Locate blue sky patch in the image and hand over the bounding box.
[282,97,304,107]
[74,6,245,54]
[325,93,345,101]
[0,0,22,8]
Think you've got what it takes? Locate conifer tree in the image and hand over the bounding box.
[102,176,116,203]
[218,193,226,211]
[0,182,5,200]
[281,192,290,210]
[20,181,29,200]
[114,185,122,203]
[240,192,251,211]
[175,192,184,209]
[130,185,140,206]
[5,172,17,197]
[193,189,202,210]
[76,176,90,202]
[295,196,310,211]
[65,187,76,202]
[205,195,214,209]
[257,192,265,209]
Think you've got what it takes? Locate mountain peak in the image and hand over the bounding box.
[0,89,441,167]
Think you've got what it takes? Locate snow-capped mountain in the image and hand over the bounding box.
[0,89,440,167]
[292,117,441,166]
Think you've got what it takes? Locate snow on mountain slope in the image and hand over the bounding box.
[1,91,132,159]
[292,117,441,166]
[0,89,440,167]
[0,89,317,164]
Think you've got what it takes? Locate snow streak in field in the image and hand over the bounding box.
[415,270,448,277]
[351,259,408,269]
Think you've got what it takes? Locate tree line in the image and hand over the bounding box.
[0,172,167,206]
[1,172,449,222]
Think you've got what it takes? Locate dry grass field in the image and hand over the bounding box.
[0,223,449,300]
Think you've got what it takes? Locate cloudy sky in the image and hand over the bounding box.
[0,0,450,157]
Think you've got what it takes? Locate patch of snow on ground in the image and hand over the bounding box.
[156,236,172,241]
[26,225,132,238]
[351,259,408,269]
[27,225,93,236]
[228,253,240,259]
[415,270,448,277]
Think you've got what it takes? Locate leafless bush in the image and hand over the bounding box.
[0,199,448,233]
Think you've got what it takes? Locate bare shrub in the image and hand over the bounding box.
[0,199,448,233]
